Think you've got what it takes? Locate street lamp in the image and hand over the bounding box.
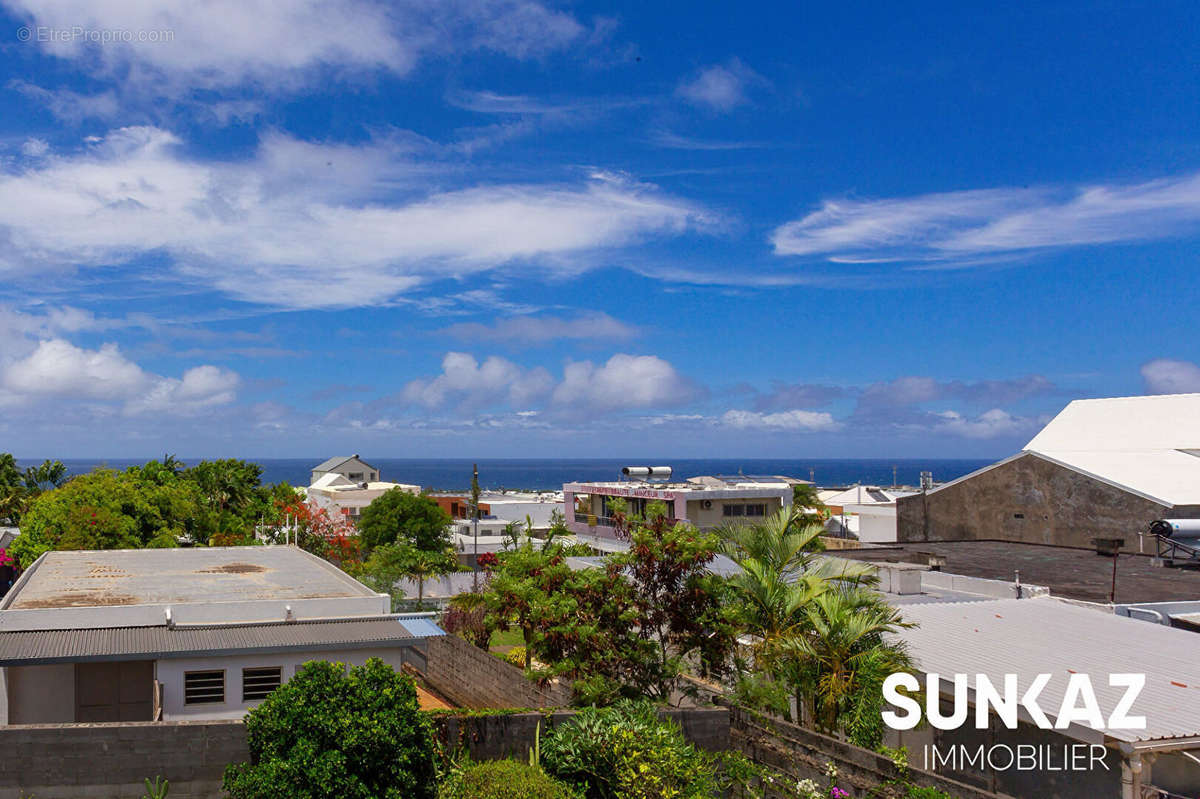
[471,463,480,592]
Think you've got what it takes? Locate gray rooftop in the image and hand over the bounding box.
[894,597,1200,746]
[312,455,374,472]
[2,547,374,610]
[0,615,443,666]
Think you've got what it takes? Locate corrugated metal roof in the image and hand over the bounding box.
[0,616,444,666]
[892,597,1200,745]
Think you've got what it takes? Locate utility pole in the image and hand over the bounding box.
[471,463,480,592]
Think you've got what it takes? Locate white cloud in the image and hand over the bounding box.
[0,338,239,414]
[438,312,639,344]
[772,172,1200,263]
[20,138,49,157]
[9,81,121,123]
[125,364,241,414]
[0,127,709,309]
[551,353,698,411]
[934,408,1034,439]
[3,0,586,91]
[401,352,553,409]
[676,58,765,112]
[3,339,147,400]
[1141,358,1200,394]
[721,408,839,432]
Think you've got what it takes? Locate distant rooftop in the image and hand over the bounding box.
[837,540,1200,604]
[566,475,794,493]
[3,546,374,611]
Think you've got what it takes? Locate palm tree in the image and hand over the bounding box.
[718,507,874,649]
[777,587,914,744]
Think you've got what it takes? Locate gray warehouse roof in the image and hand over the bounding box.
[2,546,374,610]
[0,615,443,666]
[894,597,1200,746]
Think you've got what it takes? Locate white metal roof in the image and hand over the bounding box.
[1026,393,1200,452]
[1017,393,1200,506]
[893,597,1200,745]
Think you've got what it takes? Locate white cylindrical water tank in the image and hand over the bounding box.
[1149,519,1200,539]
[622,466,651,478]
[647,466,673,479]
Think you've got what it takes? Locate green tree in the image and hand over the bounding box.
[791,483,829,526]
[719,507,872,650]
[541,702,721,799]
[13,469,214,566]
[606,517,738,701]
[778,587,914,747]
[186,458,264,514]
[358,489,451,552]
[223,658,437,799]
[0,453,67,526]
[484,542,563,669]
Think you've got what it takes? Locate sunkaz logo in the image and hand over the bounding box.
[882,673,1146,731]
[881,673,1146,775]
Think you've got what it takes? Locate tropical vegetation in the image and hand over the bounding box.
[223,658,437,799]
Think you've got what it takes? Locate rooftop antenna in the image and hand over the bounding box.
[892,464,898,489]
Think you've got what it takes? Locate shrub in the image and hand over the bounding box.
[905,787,957,799]
[223,658,437,799]
[504,646,527,668]
[438,760,580,799]
[541,701,719,799]
[443,600,491,649]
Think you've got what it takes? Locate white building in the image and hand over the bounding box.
[0,547,442,724]
[477,491,564,531]
[821,486,918,543]
[307,456,420,523]
[310,455,380,485]
[564,472,793,538]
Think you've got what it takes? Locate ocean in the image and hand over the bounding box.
[26,458,991,492]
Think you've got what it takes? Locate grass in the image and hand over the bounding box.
[489,628,525,650]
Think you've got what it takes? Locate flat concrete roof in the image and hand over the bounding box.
[836,540,1200,604]
[3,546,374,610]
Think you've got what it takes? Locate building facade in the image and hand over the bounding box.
[563,475,793,538]
[898,394,1200,550]
[0,547,442,724]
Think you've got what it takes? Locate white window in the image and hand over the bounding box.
[184,670,225,705]
[242,667,283,701]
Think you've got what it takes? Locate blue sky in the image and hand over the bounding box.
[0,0,1198,459]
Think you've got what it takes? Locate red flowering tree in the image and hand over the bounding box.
[271,498,360,565]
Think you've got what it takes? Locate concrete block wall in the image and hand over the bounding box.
[0,720,250,799]
[421,634,573,709]
[725,703,1006,799]
[431,707,730,762]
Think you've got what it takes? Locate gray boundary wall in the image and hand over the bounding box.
[430,707,730,762]
[420,633,574,708]
[725,703,1009,799]
[0,708,729,799]
[0,720,250,799]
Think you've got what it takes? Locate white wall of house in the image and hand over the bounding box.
[4,664,74,724]
[157,646,420,721]
[844,502,898,543]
